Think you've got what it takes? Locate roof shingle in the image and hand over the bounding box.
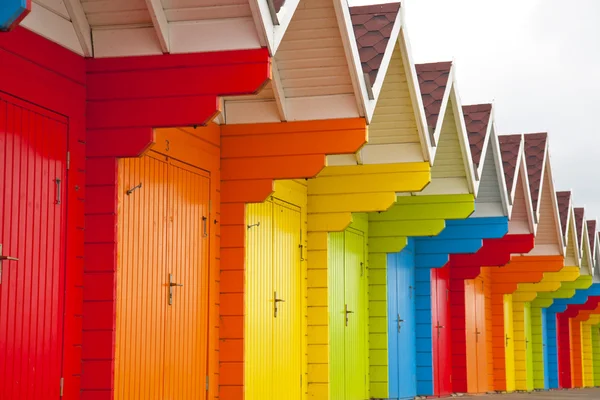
[556,191,571,238]
[416,61,452,143]
[498,134,521,195]
[350,3,401,87]
[273,0,286,13]
[463,104,492,168]
[523,133,548,212]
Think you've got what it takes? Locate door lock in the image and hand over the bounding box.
[274,291,285,318]
[505,334,511,347]
[0,244,19,284]
[169,273,183,305]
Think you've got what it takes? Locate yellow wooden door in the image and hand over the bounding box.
[246,201,274,400]
[246,198,303,400]
[272,201,303,399]
[164,159,211,399]
[504,294,516,392]
[116,153,211,400]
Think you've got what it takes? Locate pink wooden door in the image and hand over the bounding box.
[0,94,68,399]
[432,265,452,396]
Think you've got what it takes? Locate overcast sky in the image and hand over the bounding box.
[349,0,600,223]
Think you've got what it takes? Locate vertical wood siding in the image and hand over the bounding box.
[0,96,68,400]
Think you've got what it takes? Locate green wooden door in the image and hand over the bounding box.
[329,228,367,399]
[524,302,534,391]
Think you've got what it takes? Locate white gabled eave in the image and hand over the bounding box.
[543,155,565,255]
[519,143,538,235]
[332,0,370,121]
[398,24,433,165]
[248,0,301,56]
[369,7,404,113]
[489,123,511,217]
[448,82,478,196]
[582,222,594,274]
[565,205,582,268]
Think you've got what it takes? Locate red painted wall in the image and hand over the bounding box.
[0,27,86,399]
[83,49,270,400]
[448,234,534,393]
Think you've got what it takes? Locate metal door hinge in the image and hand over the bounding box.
[66,152,70,170]
[60,377,64,397]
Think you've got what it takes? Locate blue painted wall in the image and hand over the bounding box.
[545,284,600,388]
[396,216,508,396]
[0,0,30,31]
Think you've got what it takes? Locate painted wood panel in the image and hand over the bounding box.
[592,324,600,385]
[0,96,68,400]
[534,170,561,249]
[431,265,451,397]
[465,277,488,393]
[504,294,516,392]
[582,323,594,387]
[508,173,531,234]
[276,0,354,99]
[474,141,503,210]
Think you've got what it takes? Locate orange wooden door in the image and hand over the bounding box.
[164,158,210,399]
[466,277,488,393]
[116,153,210,400]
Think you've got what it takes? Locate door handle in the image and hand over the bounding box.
[274,291,285,318]
[0,244,19,284]
[168,273,183,306]
[202,216,208,237]
[505,334,511,347]
[397,313,404,333]
[345,304,354,327]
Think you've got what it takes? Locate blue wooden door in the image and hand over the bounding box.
[388,240,416,399]
[542,308,549,389]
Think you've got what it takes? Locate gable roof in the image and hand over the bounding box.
[498,134,522,196]
[463,104,492,171]
[556,191,571,238]
[350,3,401,87]
[415,61,452,144]
[523,133,548,213]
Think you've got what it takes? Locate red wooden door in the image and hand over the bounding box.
[432,265,452,396]
[0,95,68,399]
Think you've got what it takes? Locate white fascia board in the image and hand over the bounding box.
[543,152,565,253]
[489,126,511,217]
[249,0,301,55]
[449,84,477,196]
[333,0,369,121]
[144,0,170,53]
[399,24,433,165]
[567,206,582,267]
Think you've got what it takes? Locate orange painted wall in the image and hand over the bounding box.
[487,255,564,390]
[218,119,367,399]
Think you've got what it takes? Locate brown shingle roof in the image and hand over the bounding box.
[350,3,401,86]
[575,208,585,249]
[556,191,571,238]
[498,134,521,194]
[463,104,492,168]
[273,0,286,13]
[587,220,597,255]
[523,133,548,212]
[416,61,452,143]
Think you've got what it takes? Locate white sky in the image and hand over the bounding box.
[349,0,600,222]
